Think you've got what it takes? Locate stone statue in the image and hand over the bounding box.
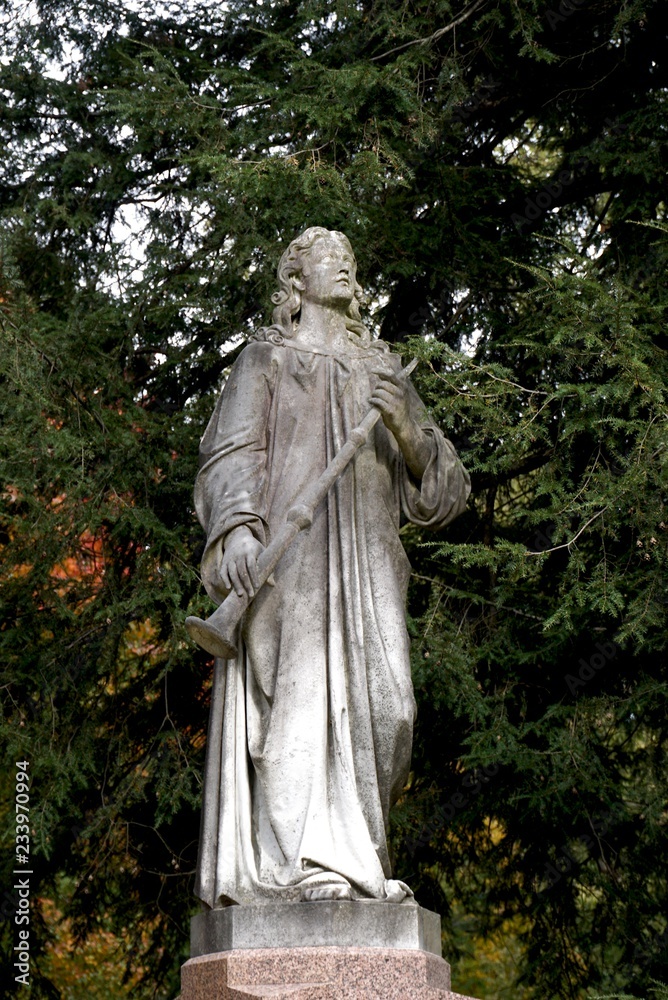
[192,226,470,909]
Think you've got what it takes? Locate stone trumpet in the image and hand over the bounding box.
[185,358,418,659]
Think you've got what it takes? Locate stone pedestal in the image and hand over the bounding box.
[182,903,481,999]
[191,901,442,957]
[180,946,478,999]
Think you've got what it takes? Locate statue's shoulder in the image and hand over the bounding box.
[364,339,402,371]
[368,338,391,353]
[235,332,286,374]
[249,325,287,348]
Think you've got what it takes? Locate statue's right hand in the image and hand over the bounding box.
[221,527,264,599]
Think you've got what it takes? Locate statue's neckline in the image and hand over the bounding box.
[282,338,379,359]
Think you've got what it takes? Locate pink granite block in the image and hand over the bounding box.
[180,947,482,1000]
[228,986,331,998]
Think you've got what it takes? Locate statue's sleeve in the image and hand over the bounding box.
[399,384,471,530]
[194,341,278,604]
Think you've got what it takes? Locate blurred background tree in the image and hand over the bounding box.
[0,1,666,997]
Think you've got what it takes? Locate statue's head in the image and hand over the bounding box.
[264,226,370,346]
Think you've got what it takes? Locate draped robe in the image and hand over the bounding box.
[194,336,470,907]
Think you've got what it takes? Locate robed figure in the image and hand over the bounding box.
[193,227,470,908]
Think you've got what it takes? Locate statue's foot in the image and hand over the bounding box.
[384,879,414,903]
[301,883,353,901]
[300,873,353,901]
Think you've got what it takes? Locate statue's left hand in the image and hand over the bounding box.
[369,368,411,438]
[369,366,433,480]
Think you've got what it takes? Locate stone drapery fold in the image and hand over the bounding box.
[194,339,470,907]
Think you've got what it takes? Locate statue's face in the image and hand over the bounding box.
[296,238,356,309]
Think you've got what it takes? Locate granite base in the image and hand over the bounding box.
[180,946,479,999]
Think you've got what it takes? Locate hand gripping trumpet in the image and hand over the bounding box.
[185,358,419,660]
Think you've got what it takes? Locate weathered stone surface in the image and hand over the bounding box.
[180,946,480,1000]
[191,901,442,957]
[189,227,471,908]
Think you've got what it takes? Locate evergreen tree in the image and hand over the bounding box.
[1,1,666,996]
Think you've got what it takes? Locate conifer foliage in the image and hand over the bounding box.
[0,1,666,996]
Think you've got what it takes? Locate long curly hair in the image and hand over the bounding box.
[254,227,373,347]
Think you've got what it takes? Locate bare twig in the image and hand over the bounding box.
[427,357,549,397]
[526,507,608,556]
[579,190,616,258]
[411,574,544,621]
[371,0,486,61]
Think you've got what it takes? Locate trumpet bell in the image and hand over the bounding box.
[185,615,237,660]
